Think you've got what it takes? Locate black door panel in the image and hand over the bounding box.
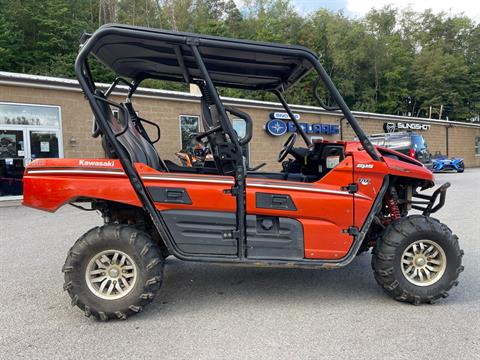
[162,210,304,259]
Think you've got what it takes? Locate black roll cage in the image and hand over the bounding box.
[75,26,382,268]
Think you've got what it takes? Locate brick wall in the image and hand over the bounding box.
[1,83,479,169]
[447,126,480,167]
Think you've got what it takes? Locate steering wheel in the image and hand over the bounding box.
[278,133,297,162]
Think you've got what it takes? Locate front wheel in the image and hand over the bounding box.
[372,215,464,304]
[62,225,164,320]
[457,161,465,173]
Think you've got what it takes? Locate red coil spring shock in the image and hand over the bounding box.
[386,195,401,221]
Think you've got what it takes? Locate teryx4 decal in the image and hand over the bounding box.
[357,163,374,169]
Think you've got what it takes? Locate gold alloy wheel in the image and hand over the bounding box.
[85,250,138,300]
[401,239,447,287]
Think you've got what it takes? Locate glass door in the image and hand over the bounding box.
[0,102,63,200]
[28,130,60,162]
[0,129,26,198]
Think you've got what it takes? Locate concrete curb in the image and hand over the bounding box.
[0,200,22,208]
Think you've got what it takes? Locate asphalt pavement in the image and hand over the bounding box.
[0,169,479,359]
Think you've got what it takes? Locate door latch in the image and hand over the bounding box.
[341,183,358,194]
[222,230,240,239]
[224,186,239,196]
[166,190,183,200]
[342,226,359,236]
[271,195,288,208]
[255,193,297,211]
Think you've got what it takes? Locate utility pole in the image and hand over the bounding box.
[429,106,432,119]
[439,104,443,120]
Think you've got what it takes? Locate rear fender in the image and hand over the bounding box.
[23,158,236,214]
[23,159,140,212]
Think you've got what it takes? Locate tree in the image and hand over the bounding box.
[0,0,478,121]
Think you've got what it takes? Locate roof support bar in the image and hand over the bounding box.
[127,79,141,99]
[105,77,132,98]
[190,42,247,260]
[174,46,191,83]
[82,60,96,93]
[274,90,312,147]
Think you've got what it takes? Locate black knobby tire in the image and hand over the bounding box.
[62,224,164,320]
[372,215,464,304]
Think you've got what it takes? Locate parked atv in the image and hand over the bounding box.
[23,25,463,320]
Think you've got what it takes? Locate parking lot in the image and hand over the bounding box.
[0,169,479,359]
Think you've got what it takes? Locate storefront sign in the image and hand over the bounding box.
[266,119,288,136]
[265,119,340,136]
[269,112,301,120]
[384,122,431,132]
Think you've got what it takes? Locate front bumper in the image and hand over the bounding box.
[411,182,450,216]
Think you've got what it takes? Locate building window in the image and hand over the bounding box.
[232,118,246,139]
[0,103,60,127]
[232,118,250,166]
[476,136,480,156]
[179,115,200,152]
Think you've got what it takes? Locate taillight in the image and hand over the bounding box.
[409,148,416,158]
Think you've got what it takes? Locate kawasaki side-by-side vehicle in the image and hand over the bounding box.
[23,25,463,320]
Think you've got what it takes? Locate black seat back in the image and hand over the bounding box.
[95,92,165,171]
[201,98,236,175]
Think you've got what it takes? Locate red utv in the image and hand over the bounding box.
[23,25,463,320]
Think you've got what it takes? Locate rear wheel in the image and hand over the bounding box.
[372,215,463,304]
[62,224,164,320]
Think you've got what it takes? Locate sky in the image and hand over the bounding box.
[266,0,480,21]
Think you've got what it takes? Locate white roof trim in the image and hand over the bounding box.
[1,71,479,128]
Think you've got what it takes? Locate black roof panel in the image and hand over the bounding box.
[86,24,317,91]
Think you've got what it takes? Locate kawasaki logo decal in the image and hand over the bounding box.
[78,160,115,167]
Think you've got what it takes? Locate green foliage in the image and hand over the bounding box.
[0,0,478,121]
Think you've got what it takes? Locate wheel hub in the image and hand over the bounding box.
[108,267,119,278]
[401,239,447,287]
[85,250,137,300]
[414,256,426,267]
